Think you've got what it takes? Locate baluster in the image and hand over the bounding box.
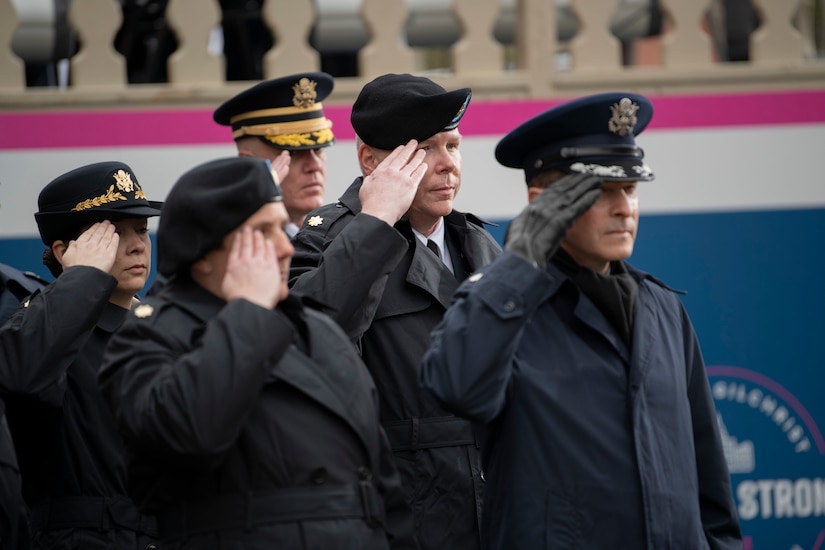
[454,0,502,74]
[359,0,415,77]
[166,0,222,84]
[514,0,555,97]
[568,0,622,70]
[262,0,319,77]
[0,0,24,90]
[751,0,804,64]
[68,0,126,88]
[659,0,715,66]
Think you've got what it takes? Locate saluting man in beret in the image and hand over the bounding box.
[420,93,743,548]
[289,73,502,550]
[214,72,335,237]
[0,161,162,549]
[98,157,415,548]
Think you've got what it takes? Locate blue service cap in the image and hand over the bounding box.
[213,72,335,151]
[495,92,655,183]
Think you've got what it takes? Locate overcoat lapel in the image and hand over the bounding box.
[573,293,631,365]
[268,334,374,453]
[406,240,458,309]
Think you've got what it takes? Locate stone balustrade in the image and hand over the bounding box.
[0,0,823,108]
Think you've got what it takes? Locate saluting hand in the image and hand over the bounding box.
[221,226,281,309]
[360,139,428,226]
[61,220,119,274]
[505,173,603,269]
[269,150,291,187]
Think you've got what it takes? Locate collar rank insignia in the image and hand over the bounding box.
[134,304,154,318]
[608,97,639,137]
[292,78,318,109]
[307,215,324,227]
[23,299,30,308]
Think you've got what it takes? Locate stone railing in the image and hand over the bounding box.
[1,0,824,109]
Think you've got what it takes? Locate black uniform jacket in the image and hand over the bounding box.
[0,266,156,549]
[289,177,502,549]
[0,263,47,550]
[98,275,415,549]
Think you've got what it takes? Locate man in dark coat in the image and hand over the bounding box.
[289,73,502,550]
[213,72,336,237]
[419,93,743,549]
[0,162,162,549]
[0,263,47,550]
[98,157,414,549]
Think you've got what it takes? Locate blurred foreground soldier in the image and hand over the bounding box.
[0,162,161,549]
[0,264,48,324]
[289,74,501,549]
[0,263,47,549]
[420,93,742,549]
[99,157,414,549]
[0,397,28,550]
[214,72,335,237]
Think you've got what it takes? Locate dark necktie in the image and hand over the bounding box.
[426,239,441,259]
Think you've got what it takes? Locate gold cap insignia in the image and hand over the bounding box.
[114,169,135,192]
[307,215,324,227]
[134,304,154,318]
[292,78,318,109]
[608,97,639,137]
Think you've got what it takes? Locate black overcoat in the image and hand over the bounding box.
[290,178,502,549]
[99,276,414,549]
[0,266,157,549]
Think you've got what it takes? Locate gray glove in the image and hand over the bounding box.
[505,173,603,268]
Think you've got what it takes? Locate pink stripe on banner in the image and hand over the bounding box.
[1,89,824,150]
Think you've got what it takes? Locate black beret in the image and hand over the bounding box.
[156,157,283,277]
[213,72,335,151]
[496,92,655,184]
[351,73,472,150]
[35,161,162,245]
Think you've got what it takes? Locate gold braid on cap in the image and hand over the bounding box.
[72,185,127,211]
[71,170,148,211]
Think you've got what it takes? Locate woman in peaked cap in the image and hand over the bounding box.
[0,161,161,549]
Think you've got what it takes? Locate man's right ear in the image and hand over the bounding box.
[191,256,213,276]
[51,241,68,266]
[527,186,544,204]
[358,143,379,176]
